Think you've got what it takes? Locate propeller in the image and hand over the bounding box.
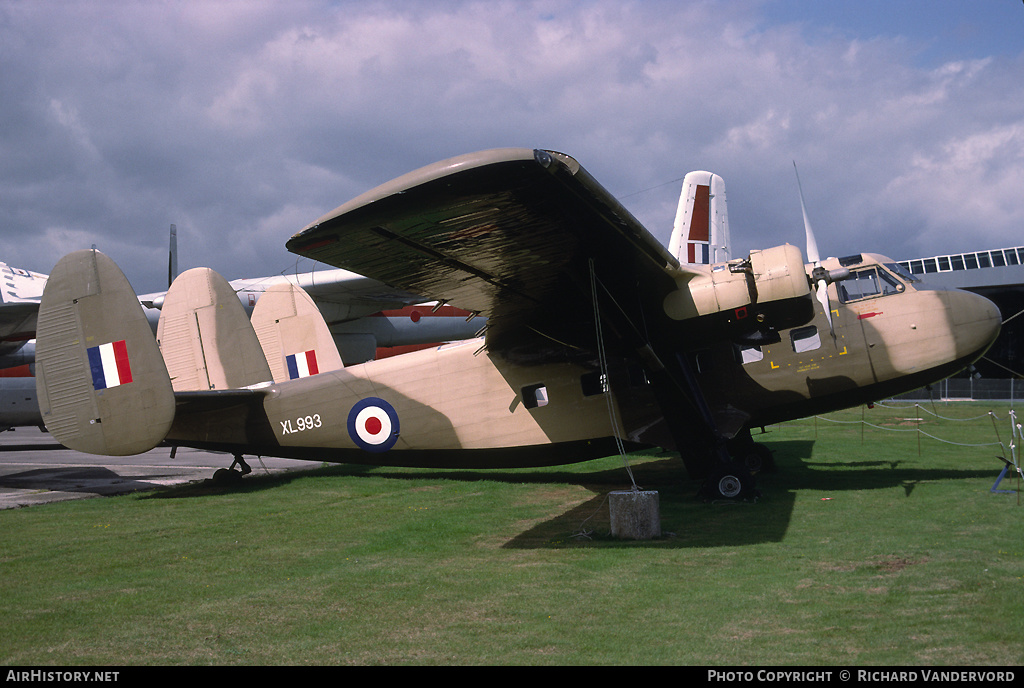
[793,162,848,338]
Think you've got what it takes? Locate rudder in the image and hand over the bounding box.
[35,250,175,455]
[156,267,273,390]
[250,282,344,382]
[668,171,730,265]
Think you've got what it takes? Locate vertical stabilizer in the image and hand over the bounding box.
[251,281,344,382]
[157,267,273,390]
[168,224,178,288]
[35,250,175,455]
[668,171,730,265]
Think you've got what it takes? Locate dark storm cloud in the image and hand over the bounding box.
[2,1,1022,293]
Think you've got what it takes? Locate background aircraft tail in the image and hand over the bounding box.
[251,281,344,382]
[34,250,175,455]
[668,171,730,265]
[156,267,273,391]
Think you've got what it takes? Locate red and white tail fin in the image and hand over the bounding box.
[668,171,730,265]
[250,282,344,383]
[34,250,175,456]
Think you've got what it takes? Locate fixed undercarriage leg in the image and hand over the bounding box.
[212,454,252,483]
[228,454,252,475]
[727,429,776,474]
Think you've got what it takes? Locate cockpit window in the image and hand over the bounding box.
[838,267,905,303]
[884,262,919,283]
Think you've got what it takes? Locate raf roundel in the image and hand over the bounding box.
[347,397,400,452]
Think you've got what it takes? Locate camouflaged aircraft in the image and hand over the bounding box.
[33,149,1001,498]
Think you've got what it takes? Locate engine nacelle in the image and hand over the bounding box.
[663,244,810,321]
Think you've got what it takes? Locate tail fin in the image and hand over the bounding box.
[34,250,175,455]
[156,267,272,391]
[250,282,344,382]
[668,171,730,265]
[167,224,178,288]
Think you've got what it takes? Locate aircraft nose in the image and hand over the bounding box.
[943,289,1001,364]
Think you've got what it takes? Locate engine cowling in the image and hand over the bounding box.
[663,244,810,321]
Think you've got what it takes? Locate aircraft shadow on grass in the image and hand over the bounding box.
[0,466,181,497]
[135,437,1013,549]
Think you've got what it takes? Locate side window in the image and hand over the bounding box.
[580,372,608,397]
[737,344,763,364]
[791,326,821,353]
[522,384,549,409]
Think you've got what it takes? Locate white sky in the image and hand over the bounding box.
[2,0,1023,293]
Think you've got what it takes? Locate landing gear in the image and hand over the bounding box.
[727,430,776,474]
[211,454,252,484]
[735,441,775,474]
[699,461,759,501]
[229,454,252,475]
[697,429,774,500]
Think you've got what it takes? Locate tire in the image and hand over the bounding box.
[212,468,243,485]
[700,462,757,500]
[739,442,775,474]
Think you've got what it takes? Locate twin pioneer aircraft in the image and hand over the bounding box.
[32,148,1000,498]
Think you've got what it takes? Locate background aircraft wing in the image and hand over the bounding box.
[0,262,45,356]
[287,148,688,356]
[0,302,39,356]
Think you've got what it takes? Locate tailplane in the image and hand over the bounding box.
[35,250,175,455]
[156,267,273,391]
[251,282,344,382]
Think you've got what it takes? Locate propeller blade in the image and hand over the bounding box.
[793,161,820,264]
[816,279,833,334]
[794,161,838,339]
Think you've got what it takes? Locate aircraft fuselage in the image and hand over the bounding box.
[165,253,1000,469]
[167,338,659,468]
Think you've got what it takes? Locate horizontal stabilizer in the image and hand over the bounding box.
[157,267,273,391]
[251,281,344,382]
[34,250,175,455]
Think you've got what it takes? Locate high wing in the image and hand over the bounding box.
[287,148,691,358]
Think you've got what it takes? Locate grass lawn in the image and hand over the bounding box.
[1,402,1021,665]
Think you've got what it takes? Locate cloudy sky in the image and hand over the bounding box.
[2,0,1023,294]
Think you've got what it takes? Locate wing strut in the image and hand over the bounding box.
[589,258,638,489]
[587,258,739,485]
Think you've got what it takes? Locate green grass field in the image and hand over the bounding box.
[2,402,1021,665]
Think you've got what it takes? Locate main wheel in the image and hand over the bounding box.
[212,468,244,485]
[700,462,758,500]
[738,442,775,474]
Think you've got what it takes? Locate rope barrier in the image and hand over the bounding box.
[811,404,1019,467]
[795,400,1023,505]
